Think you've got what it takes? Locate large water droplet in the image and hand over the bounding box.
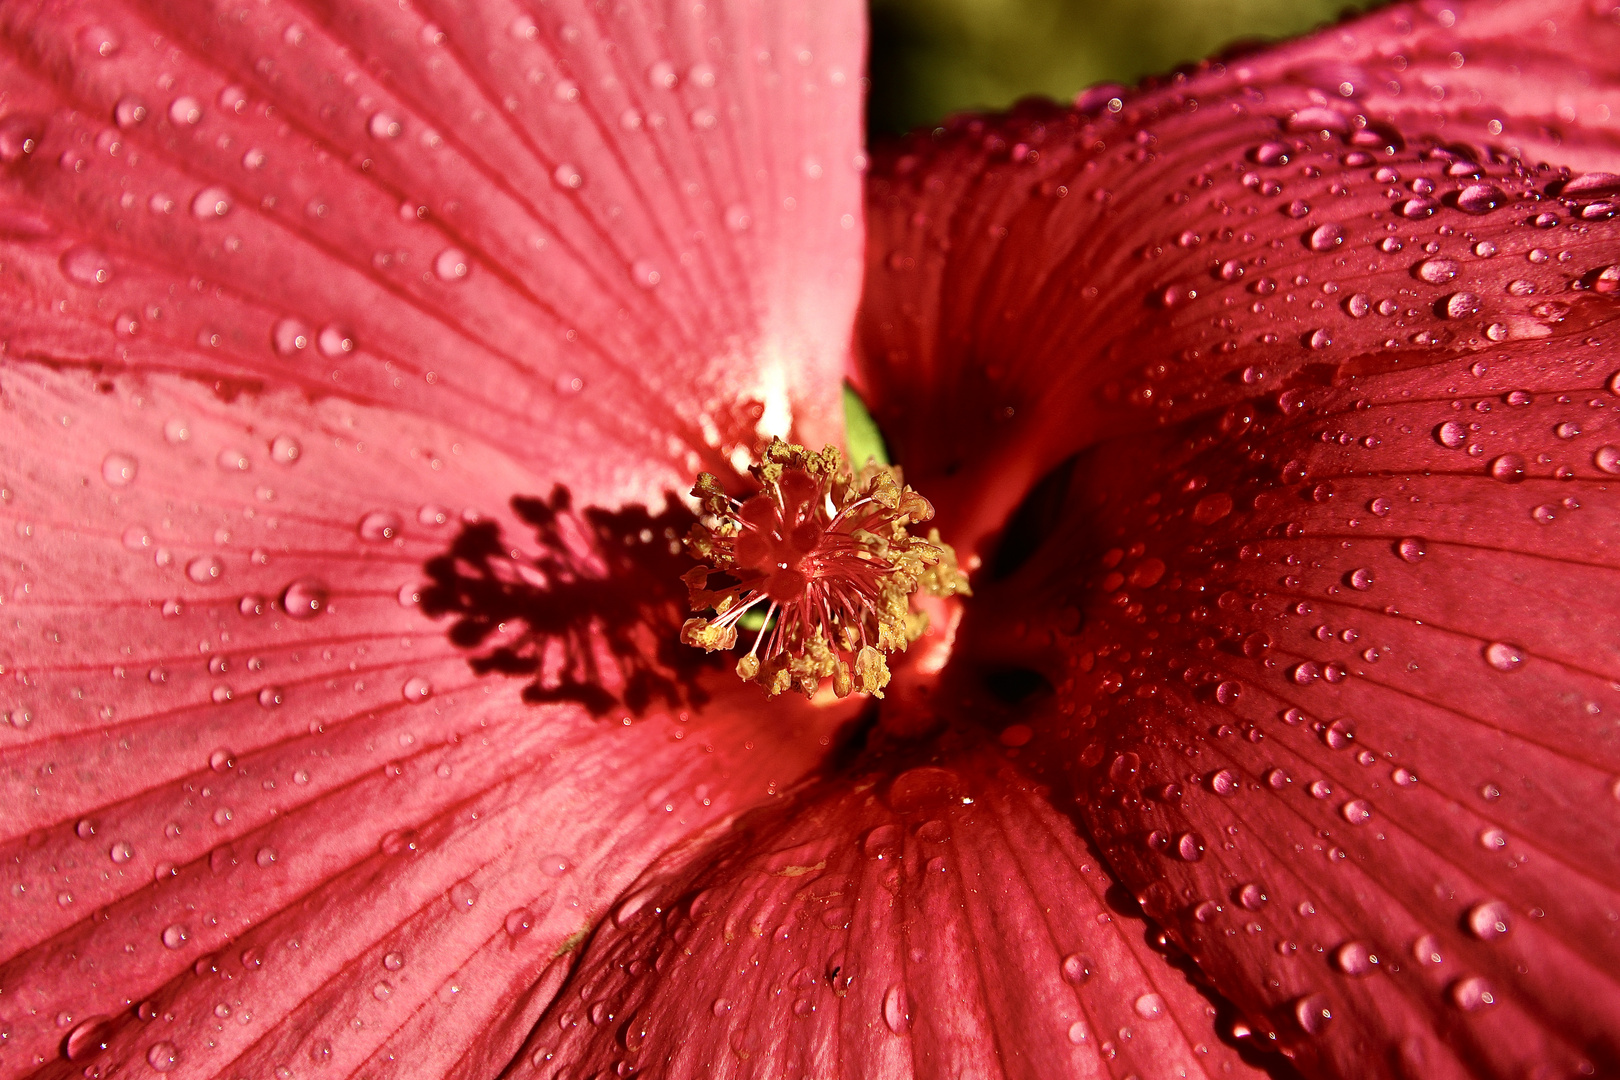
[402,676,433,703]
[434,247,469,282]
[1488,453,1526,483]
[554,163,583,189]
[1340,798,1372,824]
[147,1041,180,1072]
[448,879,479,910]
[1133,993,1166,1020]
[1455,183,1505,214]
[101,452,137,487]
[186,554,224,584]
[1175,831,1204,861]
[1307,223,1344,251]
[1441,292,1479,319]
[1210,768,1239,795]
[1415,257,1460,284]
[191,186,230,218]
[358,510,402,541]
[882,984,912,1035]
[1293,993,1333,1035]
[60,245,113,286]
[1334,940,1379,976]
[1450,975,1495,1010]
[270,434,301,465]
[161,923,188,949]
[1396,537,1426,562]
[1435,420,1467,448]
[1483,641,1525,672]
[1060,953,1094,984]
[1466,900,1512,940]
[282,578,329,619]
[1593,445,1620,474]
[272,318,311,356]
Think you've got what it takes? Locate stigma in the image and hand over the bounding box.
[680,439,968,699]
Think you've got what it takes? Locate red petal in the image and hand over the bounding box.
[518,742,1274,1080]
[0,365,851,1073]
[855,1,1620,1074]
[858,0,1620,554]
[947,305,1620,1075]
[1,0,866,503]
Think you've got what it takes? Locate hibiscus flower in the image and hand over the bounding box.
[3,0,1619,1075]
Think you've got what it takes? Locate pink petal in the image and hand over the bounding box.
[1,0,866,504]
[0,364,853,1073]
[858,0,1620,555]
[0,0,866,1072]
[518,742,1274,1079]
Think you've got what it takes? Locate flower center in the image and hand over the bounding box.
[680,439,968,698]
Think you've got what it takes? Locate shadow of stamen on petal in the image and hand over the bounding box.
[419,486,719,716]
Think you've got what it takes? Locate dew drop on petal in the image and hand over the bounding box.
[882,984,912,1035]
[161,924,188,949]
[1340,798,1372,824]
[1455,183,1505,214]
[1293,993,1333,1035]
[186,555,224,584]
[1435,420,1467,449]
[1396,537,1426,562]
[272,318,312,356]
[1441,292,1479,319]
[147,1041,180,1072]
[1060,953,1094,984]
[1175,831,1204,861]
[1334,941,1379,975]
[1133,993,1166,1020]
[1467,900,1512,939]
[1307,223,1343,251]
[1415,257,1460,284]
[358,510,402,541]
[1594,445,1620,474]
[1483,641,1525,672]
[1238,883,1267,910]
[1450,975,1496,1010]
[1210,768,1240,795]
[449,879,479,910]
[402,676,433,703]
[269,435,301,465]
[101,452,137,487]
[434,247,469,281]
[191,186,230,218]
[60,245,113,286]
[1488,453,1526,483]
[282,578,329,620]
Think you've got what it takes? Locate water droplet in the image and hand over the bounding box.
[169,96,202,124]
[434,247,469,281]
[882,983,912,1034]
[1435,420,1467,448]
[553,163,583,189]
[192,186,230,218]
[1066,1019,1090,1045]
[209,748,235,773]
[1483,641,1525,672]
[1415,257,1460,284]
[110,840,134,863]
[1060,953,1094,984]
[1252,141,1290,166]
[1467,900,1512,939]
[270,434,301,465]
[1488,453,1526,483]
[102,452,137,487]
[281,578,329,619]
[402,676,433,703]
[1594,445,1620,474]
[1238,883,1267,910]
[1340,798,1372,824]
[1210,768,1240,795]
[1307,223,1344,251]
[1334,941,1379,975]
[1306,328,1333,350]
[147,1041,180,1071]
[373,980,393,1001]
[317,326,354,356]
[186,554,224,584]
[1345,293,1371,317]
[369,112,402,138]
[60,245,113,286]
[1293,993,1333,1035]
[1175,831,1204,861]
[1455,183,1505,214]
[449,879,479,910]
[161,923,188,949]
[358,510,402,541]
[1442,292,1479,319]
[272,318,311,356]
[383,951,405,971]
[1450,975,1495,1010]
[1531,504,1557,524]
[1133,993,1166,1020]
[1214,680,1241,705]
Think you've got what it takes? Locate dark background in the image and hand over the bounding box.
[867,0,1382,136]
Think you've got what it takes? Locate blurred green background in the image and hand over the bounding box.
[867,0,1382,135]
